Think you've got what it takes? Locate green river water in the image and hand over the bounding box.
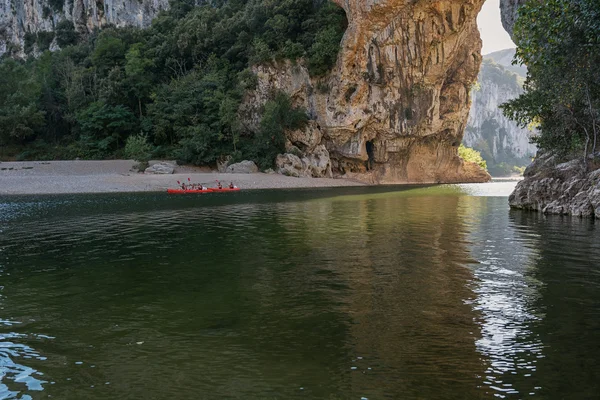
[0,182,599,399]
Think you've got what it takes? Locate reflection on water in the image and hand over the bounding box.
[0,183,599,399]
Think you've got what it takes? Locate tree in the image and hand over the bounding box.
[501,0,600,162]
[458,144,487,171]
[125,43,154,116]
[76,101,137,157]
[0,60,45,145]
[55,20,78,48]
[251,91,308,169]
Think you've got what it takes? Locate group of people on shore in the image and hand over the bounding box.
[178,180,236,190]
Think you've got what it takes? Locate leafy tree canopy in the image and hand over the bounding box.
[501,0,600,161]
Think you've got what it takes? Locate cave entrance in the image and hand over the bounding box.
[366,140,375,171]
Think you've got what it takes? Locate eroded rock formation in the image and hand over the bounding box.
[2,0,490,183]
[509,153,600,218]
[0,0,169,56]
[243,0,491,183]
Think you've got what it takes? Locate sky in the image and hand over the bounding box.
[477,0,516,55]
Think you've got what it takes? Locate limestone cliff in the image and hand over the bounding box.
[244,0,491,183]
[2,0,490,184]
[464,53,535,175]
[0,0,169,57]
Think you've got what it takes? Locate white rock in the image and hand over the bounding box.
[225,160,259,174]
[144,162,175,174]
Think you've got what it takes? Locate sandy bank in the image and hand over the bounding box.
[0,160,365,195]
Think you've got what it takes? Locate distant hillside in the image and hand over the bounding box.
[464,51,536,176]
[484,48,527,78]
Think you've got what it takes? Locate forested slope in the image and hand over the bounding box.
[0,0,346,168]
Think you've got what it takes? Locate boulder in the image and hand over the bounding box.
[276,153,307,177]
[302,145,333,178]
[509,152,600,219]
[144,162,175,174]
[225,160,259,174]
[276,146,333,178]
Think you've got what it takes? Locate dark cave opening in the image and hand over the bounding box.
[366,140,375,171]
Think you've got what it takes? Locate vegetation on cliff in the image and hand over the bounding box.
[458,144,488,171]
[502,0,600,163]
[465,55,533,176]
[0,0,347,168]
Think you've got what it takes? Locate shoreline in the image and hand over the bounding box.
[0,160,366,195]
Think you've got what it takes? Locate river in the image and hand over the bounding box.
[1,182,599,399]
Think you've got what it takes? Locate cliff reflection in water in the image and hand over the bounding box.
[275,192,487,398]
[0,186,599,399]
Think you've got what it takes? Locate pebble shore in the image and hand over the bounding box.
[0,160,364,195]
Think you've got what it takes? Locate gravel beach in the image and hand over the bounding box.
[0,160,364,195]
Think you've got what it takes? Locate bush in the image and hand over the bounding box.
[125,133,153,162]
[56,21,78,48]
[458,144,487,171]
[249,91,308,169]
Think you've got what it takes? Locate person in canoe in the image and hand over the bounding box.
[217,181,223,189]
[229,182,235,189]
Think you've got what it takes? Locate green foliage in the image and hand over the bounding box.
[458,144,488,171]
[249,91,308,169]
[92,34,128,73]
[480,59,521,92]
[48,0,65,12]
[56,20,78,48]
[37,31,56,52]
[0,0,346,167]
[0,60,45,145]
[512,165,526,176]
[76,101,137,158]
[502,0,600,160]
[125,133,153,162]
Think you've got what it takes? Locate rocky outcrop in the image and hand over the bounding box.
[241,0,491,183]
[464,55,536,174]
[144,161,175,174]
[276,144,333,178]
[509,153,600,218]
[0,0,169,57]
[225,160,259,174]
[500,0,526,38]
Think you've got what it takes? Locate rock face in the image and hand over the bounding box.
[509,153,600,219]
[276,145,333,178]
[500,0,526,38]
[0,0,169,57]
[464,54,536,175]
[241,0,491,183]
